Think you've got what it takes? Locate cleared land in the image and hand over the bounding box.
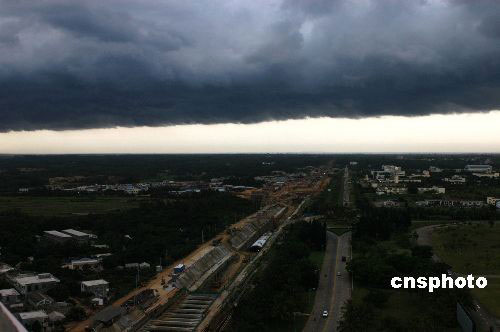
[432,224,500,317]
[0,196,142,216]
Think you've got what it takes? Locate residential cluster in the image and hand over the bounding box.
[361,163,500,209]
[0,228,117,331]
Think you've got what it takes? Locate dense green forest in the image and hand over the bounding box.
[230,221,326,332]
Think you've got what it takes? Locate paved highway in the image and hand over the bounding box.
[303,231,352,332]
[343,167,350,207]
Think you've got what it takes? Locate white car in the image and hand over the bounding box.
[337,272,341,276]
[322,310,328,318]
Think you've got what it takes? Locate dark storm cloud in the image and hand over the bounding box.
[0,0,500,131]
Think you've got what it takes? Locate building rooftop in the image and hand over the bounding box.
[71,258,100,265]
[18,311,48,320]
[82,279,108,287]
[0,264,14,274]
[14,273,59,286]
[44,230,72,238]
[0,289,20,297]
[93,306,125,324]
[62,229,90,237]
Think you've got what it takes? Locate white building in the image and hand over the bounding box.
[443,175,466,184]
[417,187,446,194]
[43,230,72,244]
[62,229,91,244]
[62,258,102,271]
[472,172,499,178]
[465,165,493,173]
[81,280,109,298]
[429,166,443,173]
[9,273,60,295]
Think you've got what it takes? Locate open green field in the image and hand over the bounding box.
[432,224,500,275]
[352,285,458,331]
[432,224,500,317]
[472,278,500,318]
[0,196,144,216]
[353,286,420,322]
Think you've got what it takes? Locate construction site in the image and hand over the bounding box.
[75,170,331,332]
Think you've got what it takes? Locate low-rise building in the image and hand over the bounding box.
[416,200,484,208]
[443,175,466,184]
[429,166,443,173]
[63,258,102,271]
[43,230,72,244]
[417,186,446,194]
[139,262,150,269]
[18,311,48,330]
[81,280,109,298]
[376,186,408,195]
[465,165,493,173]
[124,263,139,269]
[9,273,60,295]
[61,229,91,244]
[0,289,21,306]
[472,172,499,178]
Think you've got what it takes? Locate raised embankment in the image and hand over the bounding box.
[177,245,234,292]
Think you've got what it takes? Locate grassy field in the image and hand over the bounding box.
[472,278,500,318]
[0,196,143,216]
[432,224,500,317]
[432,224,500,275]
[352,286,421,322]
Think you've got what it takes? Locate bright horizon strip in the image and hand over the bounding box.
[1,111,500,154]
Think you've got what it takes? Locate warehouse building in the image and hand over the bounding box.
[43,230,72,244]
[61,229,91,244]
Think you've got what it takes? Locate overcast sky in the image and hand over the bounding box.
[1,0,499,152]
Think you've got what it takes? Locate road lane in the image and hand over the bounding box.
[303,231,338,332]
[303,231,352,332]
[325,232,351,332]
